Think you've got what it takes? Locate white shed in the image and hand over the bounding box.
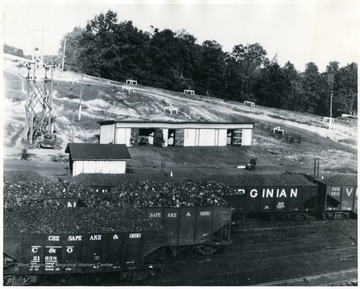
[98,121,254,147]
[65,143,131,176]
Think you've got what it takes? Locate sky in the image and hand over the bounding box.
[2,0,360,72]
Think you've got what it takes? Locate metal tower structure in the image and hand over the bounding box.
[29,26,47,67]
[24,61,54,144]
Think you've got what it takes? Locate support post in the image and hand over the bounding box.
[313,158,320,178]
[329,92,333,130]
[62,37,67,71]
[78,74,84,121]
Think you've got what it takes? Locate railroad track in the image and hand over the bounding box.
[38,219,357,286]
[254,269,358,286]
[142,219,357,286]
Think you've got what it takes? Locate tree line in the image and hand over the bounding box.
[6,10,357,117]
[4,44,27,58]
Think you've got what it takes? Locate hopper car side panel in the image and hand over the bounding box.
[224,185,318,219]
[313,175,357,219]
[246,186,261,213]
[142,206,232,247]
[320,184,357,218]
[273,187,291,212]
[340,186,357,211]
[353,188,358,214]
[162,208,181,246]
[321,185,357,212]
[4,231,165,276]
[195,207,213,244]
[178,207,197,246]
[341,186,356,211]
[300,186,318,213]
[287,187,303,212]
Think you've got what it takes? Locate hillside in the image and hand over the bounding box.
[3,54,357,177]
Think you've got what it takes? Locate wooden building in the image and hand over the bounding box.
[98,121,254,147]
[65,143,131,176]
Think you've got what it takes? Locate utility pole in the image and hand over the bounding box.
[327,73,334,130]
[329,91,333,130]
[29,26,47,66]
[41,26,44,66]
[313,158,320,178]
[78,74,84,121]
[62,37,67,71]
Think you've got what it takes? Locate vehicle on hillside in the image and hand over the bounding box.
[34,134,61,150]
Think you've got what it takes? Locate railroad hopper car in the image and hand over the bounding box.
[58,178,234,256]
[3,207,166,285]
[4,179,233,264]
[212,174,319,221]
[314,174,358,219]
[142,206,232,256]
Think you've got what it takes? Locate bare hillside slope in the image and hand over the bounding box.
[3,55,357,175]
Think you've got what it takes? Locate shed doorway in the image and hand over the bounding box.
[168,129,184,146]
[227,129,243,145]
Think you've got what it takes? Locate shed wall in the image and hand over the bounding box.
[218,129,228,146]
[184,129,228,147]
[100,123,253,147]
[199,129,216,146]
[242,129,253,146]
[115,128,132,146]
[72,160,126,176]
[100,124,115,144]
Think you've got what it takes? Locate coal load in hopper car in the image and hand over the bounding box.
[3,181,93,210]
[4,179,233,259]
[3,207,166,285]
[79,180,233,257]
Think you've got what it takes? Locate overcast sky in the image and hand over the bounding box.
[2,0,360,72]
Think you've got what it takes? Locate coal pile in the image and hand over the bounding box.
[82,180,230,208]
[4,180,231,210]
[3,181,96,210]
[4,170,49,182]
[68,173,170,186]
[4,206,164,234]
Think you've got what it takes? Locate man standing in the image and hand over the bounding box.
[249,157,257,171]
[20,147,29,160]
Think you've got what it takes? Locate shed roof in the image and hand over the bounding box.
[98,120,255,125]
[65,143,131,160]
[98,120,254,129]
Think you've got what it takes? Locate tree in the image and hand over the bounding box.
[54,10,357,119]
[223,52,241,100]
[300,62,322,114]
[173,30,201,91]
[81,10,119,78]
[332,63,357,116]
[3,44,25,58]
[253,62,292,108]
[58,27,84,71]
[281,61,305,111]
[110,20,150,82]
[316,61,340,116]
[194,40,226,96]
[86,10,118,34]
[230,43,268,98]
[148,28,201,90]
